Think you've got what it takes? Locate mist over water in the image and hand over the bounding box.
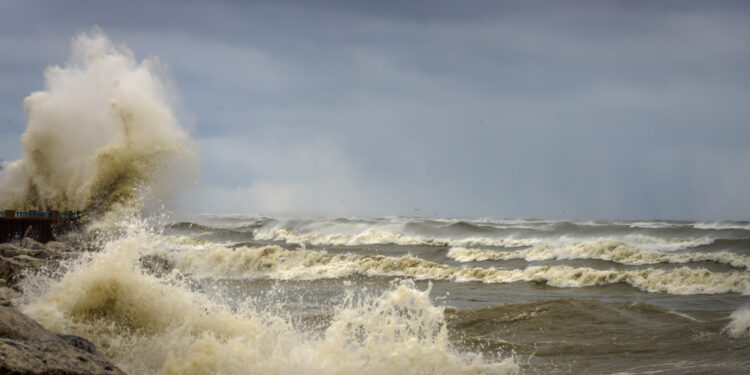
[4,29,749,374]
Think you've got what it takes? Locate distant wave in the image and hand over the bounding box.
[693,222,750,231]
[447,240,750,269]
[252,228,542,248]
[615,234,715,251]
[165,244,750,295]
[251,227,715,252]
[626,221,684,229]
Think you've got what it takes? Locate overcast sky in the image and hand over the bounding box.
[1,0,749,220]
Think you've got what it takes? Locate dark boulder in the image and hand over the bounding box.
[0,256,37,286]
[140,254,174,276]
[0,339,123,374]
[45,241,74,253]
[0,304,59,342]
[20,237,47,251]
[0,241,69,287]
[0,305,124,374]
[57,334,100,356]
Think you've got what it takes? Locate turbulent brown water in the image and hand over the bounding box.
[2,29,749,374]
[159,216,750,374]
[20,215,750,374]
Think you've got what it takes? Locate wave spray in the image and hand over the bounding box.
[0,28,195,218]
[10,29,517,374]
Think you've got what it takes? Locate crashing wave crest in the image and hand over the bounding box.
[0,28,195,219]
[163,242,750,295]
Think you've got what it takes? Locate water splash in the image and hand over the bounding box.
[725,306,750,338]
[0,28,195,220]
[20,219,518,374]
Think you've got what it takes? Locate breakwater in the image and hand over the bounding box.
[0,210,80,243]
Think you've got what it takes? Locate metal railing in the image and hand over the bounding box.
[1,210,81,219]
[59,211,82,219]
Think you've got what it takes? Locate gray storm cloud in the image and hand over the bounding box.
[1,1,749,220]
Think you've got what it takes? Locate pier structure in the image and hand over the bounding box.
[0,210,81,243]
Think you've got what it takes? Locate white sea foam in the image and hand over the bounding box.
[253,227,541,248]
[619,234,715,252]
[447,241,750,269]
[624,221,682,229]
[693,222,750,231]
[251,226,715,254]
[21,221,518,375]
[724,306,750,338]
[164,243,750,295]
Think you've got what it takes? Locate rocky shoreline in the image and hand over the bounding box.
[0,238,125,374]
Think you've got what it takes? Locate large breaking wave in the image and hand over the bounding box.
[10,29,519,374]
[0,28,195,219]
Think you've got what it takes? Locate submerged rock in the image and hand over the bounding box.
[20,237,48,251]
[0,256,36,286]
[0,240,71,287]
[46,241,75,253]
[0,339,123,374]
[0,244,28,258]
[57,334,100,356]
[140,254,174,276]
[0,287,21,301]
[0,303,59,342]
[0,305,124,374]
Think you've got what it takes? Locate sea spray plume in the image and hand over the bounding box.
[0,28,195,219]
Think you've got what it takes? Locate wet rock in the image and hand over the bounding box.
[20,237,47,251]
[5,239,65,261]
[0,339,124,374]
[0,305,59,342]
[0,240,72,287]
[0,237,121,373]
[0,305,124,374]
[140,254,174,276]
[20,237,67,260]
[27,248,62,261]
[13,254,47,268]
[0,256,33,286]
[0,287,20,302]
[0,244,29,258]
[57,334,100,355]
[0,253,58,286]
[46,241,74,253]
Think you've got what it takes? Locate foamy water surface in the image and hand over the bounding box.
[19,214,750,374]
